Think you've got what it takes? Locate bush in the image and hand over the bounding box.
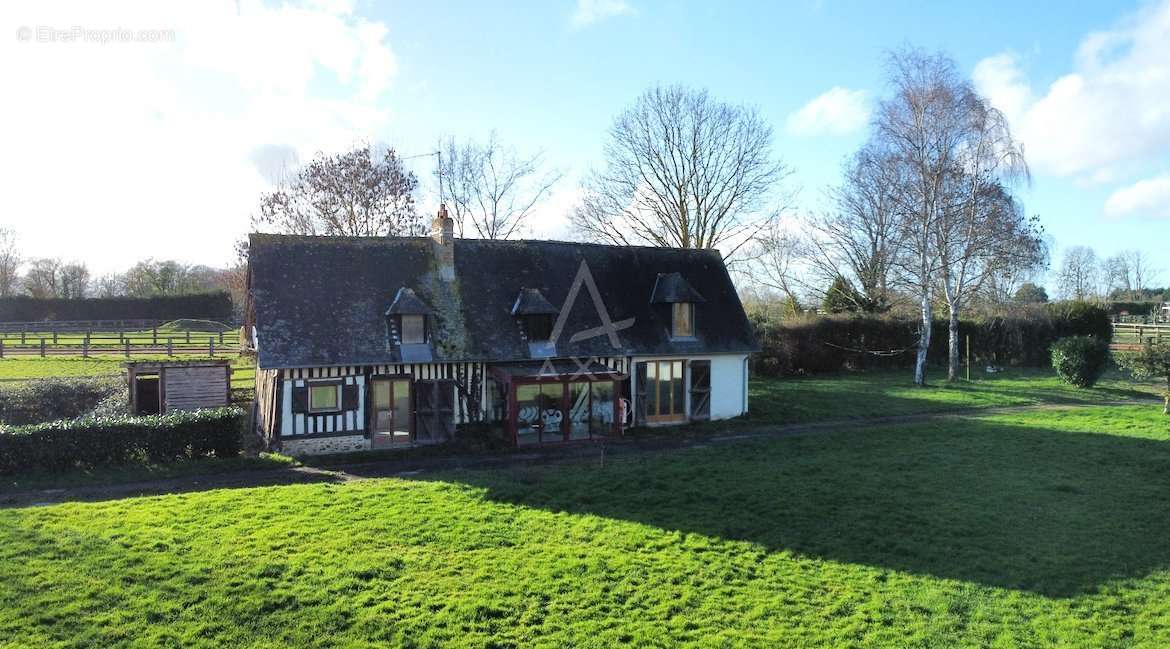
[0,377,126,426]
[0,407,244,474]
[1050,336,1110,388]
[0,291,233,323]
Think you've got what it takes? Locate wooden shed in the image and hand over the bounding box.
[125,360,232,415]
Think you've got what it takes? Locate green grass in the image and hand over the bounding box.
[745,366,1160,427]
[3,405,1170,647]
[0,354,254,387]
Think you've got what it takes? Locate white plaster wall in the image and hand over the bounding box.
[697,354,749,420]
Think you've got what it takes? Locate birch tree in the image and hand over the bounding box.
[875,50,976,386]
[0,228,20,297]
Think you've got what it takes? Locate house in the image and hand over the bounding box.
[245,207,758,455]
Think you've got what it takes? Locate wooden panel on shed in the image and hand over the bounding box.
[163,365,230,412]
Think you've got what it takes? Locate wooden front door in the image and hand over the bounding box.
[371,378,412,447]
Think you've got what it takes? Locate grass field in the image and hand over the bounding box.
[744,366,1159,427]
[0,354,255,389]
[2,404,1169,647]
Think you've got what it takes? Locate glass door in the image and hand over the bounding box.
[371,378,411,447]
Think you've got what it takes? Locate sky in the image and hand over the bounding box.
[1,0,1167,289]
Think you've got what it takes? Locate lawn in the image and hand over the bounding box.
[0,354,255,389]
[3,404,1170,647]
[745,366,1159,427]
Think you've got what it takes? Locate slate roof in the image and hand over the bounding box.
[511,288,559,316]
[386,287,432,315]
[247,234,759,369]
[650,272,707,304]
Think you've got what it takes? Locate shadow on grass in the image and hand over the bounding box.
[408,413,1170,598]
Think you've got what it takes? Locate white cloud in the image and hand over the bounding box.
[570,0,634,29]
[973,0,1170,179]
[1104,174,1170,219]
[0,0,399,273]
[785,87,868,137]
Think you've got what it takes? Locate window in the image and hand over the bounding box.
[672,303,694,338]
[401,314,426,344]
[524,314,554,341]
[308,383,340,413]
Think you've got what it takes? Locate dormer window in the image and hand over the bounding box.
[386,287,433,350]
[650,272,705,341]
[401,314,426,344]
[512,288,560,357]
[672,303,694,338]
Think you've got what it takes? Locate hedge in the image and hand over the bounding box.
[0,291,233,323]
[752,302,1112,377]
[0,407,244,475]
[0,377,125,426]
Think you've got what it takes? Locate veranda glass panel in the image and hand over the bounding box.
[657,362,672,416]
[672,361,685,416]
[540,384,565,443]
[568,383,590,440]
[516,384,540,446]
[590,381,614,437]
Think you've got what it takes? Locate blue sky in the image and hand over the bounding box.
[2,0,1167,288]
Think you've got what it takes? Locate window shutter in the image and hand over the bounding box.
[689,360,711,421]
[291,385,308,414]
[342,383,358,410]
[634,361,648,426]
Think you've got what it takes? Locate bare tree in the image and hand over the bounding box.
[571,85,791,260]
[1124,250,1158,297]
[0,228,20,297]
[58,262,90,299]
[254,144,422,237]
[1058,246,1100,301]
[22,258,62,298]
[93,273,127,298]
[437,132,562,239]
[803,146,905,313]
[746,220,805,312]
[875,49,978,386]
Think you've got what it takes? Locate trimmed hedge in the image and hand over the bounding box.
[0,291,233,323]
[752,302,1113,376]
[1051,336,1110,388]
[0,377,125,426]
[0,407,244,475]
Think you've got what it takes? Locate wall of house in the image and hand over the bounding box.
[272,362,488,454]
[628,353,750,423]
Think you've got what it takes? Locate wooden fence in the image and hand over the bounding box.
[0,320,240,358]
[1110,322,1170,351]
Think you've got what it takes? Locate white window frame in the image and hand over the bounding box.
[401,314,426,344]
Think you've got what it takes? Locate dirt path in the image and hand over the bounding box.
[0,399,1153,509]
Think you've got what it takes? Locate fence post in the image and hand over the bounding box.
[209,337,215,356]
[0,340,4,358]
[20,331,25,344]
[219,331,224,345]
[39,338,45,357]
[82,338,88,358]
[152,327,158,345]
[167,338,173,356]
[52,331,58,344]
[124,339,130,358]
[186,330,191,344]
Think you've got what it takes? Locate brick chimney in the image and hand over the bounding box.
[431,204,455,280]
